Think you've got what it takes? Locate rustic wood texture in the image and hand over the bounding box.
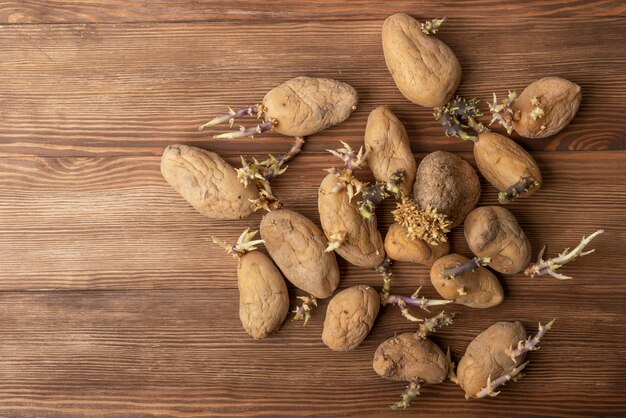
[0,1,625,416]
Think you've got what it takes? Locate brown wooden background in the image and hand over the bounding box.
[0,1,625,416]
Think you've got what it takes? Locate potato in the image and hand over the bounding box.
[384,223,450,266]
[373,332,448,384]
[161,144,257,219]
[430,254,504,308]
[262,76,358,137]
[457,321,527,398]
[513,77,582,139]
[382,13,461,108]
[322,285,380,351]
[260,209,340,299]
[318,173,385,267]
[237,251,290,340]
[464,206,531,274]
[363,105,416,195]
[413,151,480,228]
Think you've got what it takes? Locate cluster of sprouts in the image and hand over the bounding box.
[434,96,486,141]
[392,198,452,245]
[200,104,276,139]
[211,228,264,258]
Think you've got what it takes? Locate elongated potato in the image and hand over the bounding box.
[161,144,257,219]
[322,285,380,351]
[384,223,450,266]
[364,105,416,195]
[260,209,340,299]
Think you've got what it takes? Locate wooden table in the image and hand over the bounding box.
[0,1,624,416]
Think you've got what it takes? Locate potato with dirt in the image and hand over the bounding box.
[384,223,450,266]
[322,285,380,351]
[464,206,531,274]
[382,14,461,108]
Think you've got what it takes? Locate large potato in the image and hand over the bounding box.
[263,76,358,136]
[322,285,380,351]
[384,223,450,266]
[363,105,416,195]
[260,209,340,299]
[413,151,480,228]
[238,251,289,340]
[382,13,461,108]
[161,144,257,219]
[318,173,385,267]
[464,206,531,274]
[457,321,528,398]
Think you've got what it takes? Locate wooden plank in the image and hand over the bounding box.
[0,19,624,157]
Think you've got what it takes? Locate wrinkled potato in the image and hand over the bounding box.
[260,209,340,299]
[430,254,504,308]
[413,151,480,228]
[382,13,461,108]
[322,285,380,351]
[513,77,582,139]
[364,105,416,195]
[457,321,527,398]
[384,223,450,266]
[373,333,448,383]
[318,173,385,267]
[237,251,290,340]
[464,206,531,274]
[161,144,257,219]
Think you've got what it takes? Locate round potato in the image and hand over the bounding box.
[384,223,450,266]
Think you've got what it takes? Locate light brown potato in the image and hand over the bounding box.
[237,251,289,340]
[373,333,448,383]
[464,206,531,274]
[382,13,461,108]
[262,76,358,137]
[318,173,385,268]
[430,254,504,308]
[322,285,380,351]
[457,321,528,398]
[413,151,480,228]
[384,223,450,266]
[161,144,257,219]
[363,105,416,195]
[513,77,582,139]
[260,209,340,299]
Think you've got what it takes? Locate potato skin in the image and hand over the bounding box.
[513,77,582,139]
[474,132,542,197]
[260,209,340,299]
[382,13,461,108]
[373,333,447,384]
[413,151,481,228]
[430,254,504,308]
[384,223,450,266]
[458,321,528,398]
[464,206,531,274]
[237,251,289,340]
[262,76,358,137]
[322,285,380,351]
[363,105,416,195]
[318,173,385,267]
[161,144,257,219]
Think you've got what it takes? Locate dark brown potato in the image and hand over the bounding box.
[384,223,450,266]
[322,285,380,351]
[464,206,531,274]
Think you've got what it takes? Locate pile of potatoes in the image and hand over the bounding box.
[159,12,600,410]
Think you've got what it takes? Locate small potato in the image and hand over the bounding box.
[364,105,416,195]
[382,13,461,108]
[161,144,257,219]
[384,223,450,266]
[373,333,448,384]
[513,77,582,139]
[322,285,380,351]
[464,206,531,274]
[413,151,480,228]
[237,251,289,340]
[457,321,527,398]
[430,254,504,308]
[260,209,340,299]
[318,173,385,267]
